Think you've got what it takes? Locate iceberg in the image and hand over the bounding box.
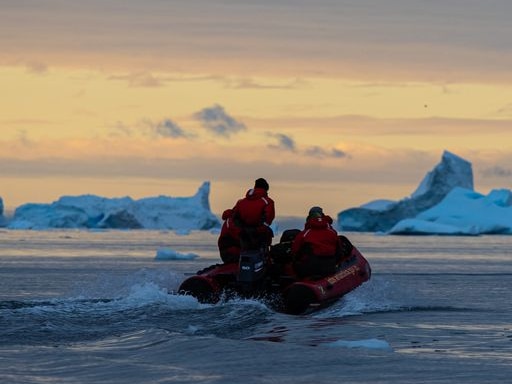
[155,247,199,261]
[339,150,512,235]
[7,181,220,230]
[338,151,474,232]
[388,187,512,235]
[325,338,393,351]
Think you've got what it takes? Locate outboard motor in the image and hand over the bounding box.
[237,249,266,291]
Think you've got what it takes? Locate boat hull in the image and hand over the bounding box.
[283,246,371,314]
[178,235,371,315]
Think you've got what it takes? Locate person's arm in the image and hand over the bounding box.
[334,235,343,263]
[222,209,233,220]
[263,199,275,225]
[291,232,306,260]
[231,199,243,226]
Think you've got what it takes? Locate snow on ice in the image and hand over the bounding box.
[388,187,512,235]
[4,182,220,231]
[339,151,512,235]
[2,152,512,235]
[155,248,199,261]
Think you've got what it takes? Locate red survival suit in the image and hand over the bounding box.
[291,215,342,277]
[233,187,275,229]
[218,187,275,262]
[217,209,242,263]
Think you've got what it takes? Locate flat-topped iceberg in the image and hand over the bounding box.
[7,182,220,230]
[338,151,474,232]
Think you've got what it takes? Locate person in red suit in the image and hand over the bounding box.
[217,178,275,262]
[291,206,342,278]
[217,208,242,263]
[232,178,274,227]
[232,177,275,251]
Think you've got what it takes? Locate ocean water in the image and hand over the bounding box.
[1,229,511,383]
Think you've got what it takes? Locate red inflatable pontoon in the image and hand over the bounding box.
[178,232,371,315]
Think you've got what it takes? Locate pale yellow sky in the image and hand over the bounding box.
[1,1,512,216]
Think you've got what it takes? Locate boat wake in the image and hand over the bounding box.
[314,275,470,318]
[0,268,467,348]
[0,275,275,347]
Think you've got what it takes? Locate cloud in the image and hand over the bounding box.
[268,133,296,151]
[224,77,307,90]
[152,119,189,139]
[305,146,348,159]
[109,118,191,139]
[25,61,48,74]
[481,166,512,178]
[110,121,134,137]
[4,2,512,82]
[194,105,246,138]
[109,72,165,87]
[266,133,348,158]
[247,115,512,136]
[108,72,229,87]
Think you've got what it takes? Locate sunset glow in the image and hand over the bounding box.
[2,1,512,216]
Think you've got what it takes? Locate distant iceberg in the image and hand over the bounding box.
[339,151,512,235]
[358,199,395,211]
[388,187,512,235]
[338,151,474,233]
[7,181,220,230]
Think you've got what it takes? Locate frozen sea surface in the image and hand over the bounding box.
[0,230,511,383]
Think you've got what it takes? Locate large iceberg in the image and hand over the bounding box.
[8,181,220,230]
[388,188,512,235]
[338,151,474,232]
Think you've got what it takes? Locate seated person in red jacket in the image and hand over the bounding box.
[232,177,275,251]
[291,206,342,278]
[217,209,242,263]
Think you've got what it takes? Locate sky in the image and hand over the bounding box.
[1,0,512,217]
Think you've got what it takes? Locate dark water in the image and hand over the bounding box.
[0,230,511,383]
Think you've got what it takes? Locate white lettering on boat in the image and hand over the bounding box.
[326,265,360,285]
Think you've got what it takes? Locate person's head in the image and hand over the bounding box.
[307,206,324,220]
[254,178,269,191]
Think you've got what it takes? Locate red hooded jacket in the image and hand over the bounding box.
[232,187,275,227]
[217,209,242,263]
[292,215,341,259]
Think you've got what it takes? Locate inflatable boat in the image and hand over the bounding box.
[178,230,371,315]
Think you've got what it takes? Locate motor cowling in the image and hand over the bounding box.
[237,249,266,285]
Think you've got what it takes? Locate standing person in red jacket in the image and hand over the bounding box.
[292,206,342,278]
[232,177,275,251]
[217,178,275,262]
